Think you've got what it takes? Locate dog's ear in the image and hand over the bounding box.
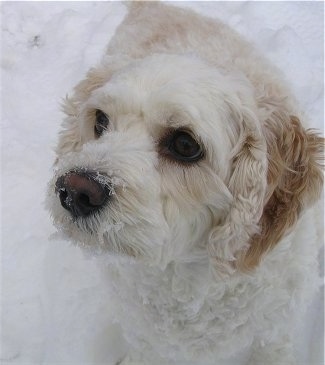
[55,56,132,159]
[74,55,132,101]
[55,96,83,159]
[208,106,323,276]
[55,64,115,159]
[236,113,324,271]
[73,65,111,101]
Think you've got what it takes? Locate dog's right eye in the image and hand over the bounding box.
[94,109,109,137]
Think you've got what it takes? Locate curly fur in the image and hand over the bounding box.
[46,3,324,364]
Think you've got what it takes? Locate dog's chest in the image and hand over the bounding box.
[103,260,262,361]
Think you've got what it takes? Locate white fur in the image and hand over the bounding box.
[46,3,323,364]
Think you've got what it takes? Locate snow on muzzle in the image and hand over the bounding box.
[55,169,112,218]
[47,130,168,261]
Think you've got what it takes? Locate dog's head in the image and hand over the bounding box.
[47,54,323,274]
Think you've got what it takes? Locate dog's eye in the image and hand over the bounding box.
[163,130,203,162]
[94,109,109,137]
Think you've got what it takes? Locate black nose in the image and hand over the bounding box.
[55,171,111,218]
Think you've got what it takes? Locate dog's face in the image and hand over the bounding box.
[47,54,323,273]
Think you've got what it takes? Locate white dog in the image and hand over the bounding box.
[47,3,324,364]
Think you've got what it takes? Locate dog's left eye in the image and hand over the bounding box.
[161,130,204,163]
[94,109,109,137]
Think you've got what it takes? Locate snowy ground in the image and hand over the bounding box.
[1,1,324,364]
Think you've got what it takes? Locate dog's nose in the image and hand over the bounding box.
[55,171,110,218]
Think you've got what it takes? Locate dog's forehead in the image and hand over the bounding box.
[90,55,235,137]
[112,54,217,87]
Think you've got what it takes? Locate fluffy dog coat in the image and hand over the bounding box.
[47,3,324,364]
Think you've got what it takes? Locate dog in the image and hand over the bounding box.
[47,2,324,364]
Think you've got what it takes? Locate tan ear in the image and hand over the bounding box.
[55,55,132,158]
[73,55,132,101]
[236,113,324,271]
[55,96,82,158]
[208,107,323,276]
[73,65,111,101]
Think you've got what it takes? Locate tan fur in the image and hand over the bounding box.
[237,114,324,271]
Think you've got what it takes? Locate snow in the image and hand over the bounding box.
[1,1,323,364]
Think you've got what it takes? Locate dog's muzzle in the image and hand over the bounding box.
[55,170,111,218]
